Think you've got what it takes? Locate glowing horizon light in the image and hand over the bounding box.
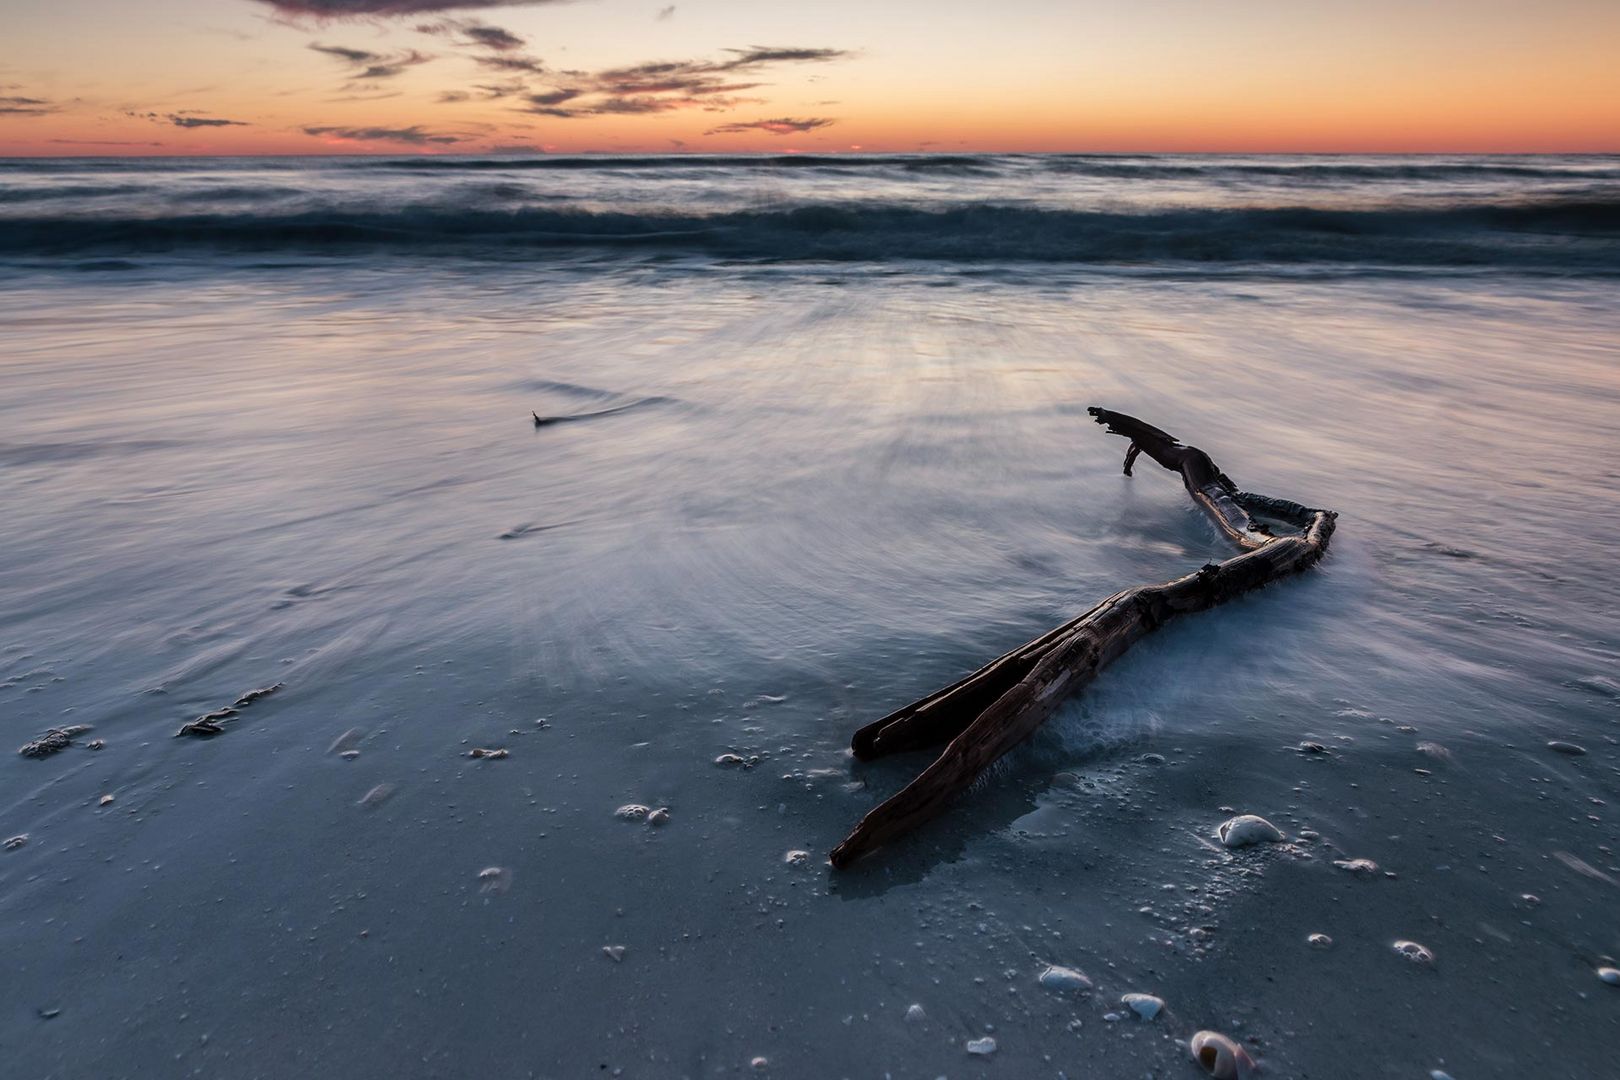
[1,0,1616,156]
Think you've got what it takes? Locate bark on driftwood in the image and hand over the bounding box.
[829,408,1336,868]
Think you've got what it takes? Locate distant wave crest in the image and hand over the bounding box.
[2,199,1617,269]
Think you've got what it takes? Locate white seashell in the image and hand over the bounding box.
[905,1003,926,1022]
[1597,966,1620,986]
[1217,814,1284,848]
[614,804,650,821]
[1547,740,1586,755]
[1037,964,1093,992]
[1393,939,1435,965]
[1121,993,1164,1020]
[749,1057,768,1070]
[1189,1030,1256,1079]
[1308,933,1334,949]
[476,866,511,894]
[3,834,26,851]
[783,850,810,866]
[965,1036,997,1055]
[1333,857,1380,876]
[602,945,626,962]
[647,807,671,826]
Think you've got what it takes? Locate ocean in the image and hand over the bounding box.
[2,154,1618,1077]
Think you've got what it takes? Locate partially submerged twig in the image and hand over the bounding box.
[829,408,1336,868]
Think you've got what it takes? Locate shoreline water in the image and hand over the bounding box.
[2,157,1618,1077]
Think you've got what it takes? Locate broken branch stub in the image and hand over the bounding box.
[829,408,1336,869]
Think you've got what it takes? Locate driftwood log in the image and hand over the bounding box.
[828,408,1336,868]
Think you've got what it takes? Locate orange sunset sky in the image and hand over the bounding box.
[2,0,1617,156]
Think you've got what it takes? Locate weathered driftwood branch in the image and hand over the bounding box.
[829,408,1336,868]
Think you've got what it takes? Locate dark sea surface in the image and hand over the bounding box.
[2,155,1618,1078]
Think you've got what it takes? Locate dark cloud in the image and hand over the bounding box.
[0,95,55,116]
[462,24,524,50]
[706,117,836,136]
[169,115,251,128]
[256,1,557,16]
[437,90,471,103]
[718,47,848,69]
[656,5,675,19]
[311,42,433,79]
[507,45,848,121]
[357,50,432,78]
[50,138,167,147]
[308,42,382,63]
[303,124,462,145]
[527,87,584,106]
[474,54,545,74]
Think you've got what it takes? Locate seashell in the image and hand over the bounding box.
[1333,857,1380,877]
[1392,939,1435,965]
[477,866,511,894]
[1037,964,1092,992]
[904,1003,925,1022]
[749,1057,768,1070]
[1416,741,1450,761]
[1597,966,1620,986]
[87,739,105,751]
[1296,741,1328,754]
[1121,993,1164,1020]
[647,807,670,826]
[783,850,811,866]
[964,1036,997,1055]
[602,945,626,962]
[329,728,361,755]
[98,794,114,806]
[614,804,650,821]
[1308,933,1334,949]
[3,834,27,851]
[1547,740,1586,756]
[1189,1031,1256,1078]
[1216,814,1283,848]
[468,747,508,759]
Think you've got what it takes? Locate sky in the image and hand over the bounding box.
[1,0,1617,156]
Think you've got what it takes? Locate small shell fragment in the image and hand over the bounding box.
[1597,966,1620,986]
[602,945,626,962]
[904,1003,925,1022]
[647,807,670,826]
[1121,993,1164,1020]
[783,850,810,866]
[3,835,26,851]
[1037,965,1092,992]
[1216,814,1284,848]
[1308,933,1334,949]
[1189,1030,1256,1079]
[965,1036,997,1056]
[1393,939,1435,965]
[615,804,650,822]
[98,794,114,806]
[357,783,395,808]
[467,747,508,759]
[1547,740,1586,756]
[477,866,511,894]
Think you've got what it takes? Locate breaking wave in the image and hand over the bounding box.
[2,198,1616,270]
